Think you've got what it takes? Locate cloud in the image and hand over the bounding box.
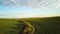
[0,0,60,8]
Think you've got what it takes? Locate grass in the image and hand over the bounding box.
[0,16,60,34]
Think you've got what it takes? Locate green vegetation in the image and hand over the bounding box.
[0,16,60,34]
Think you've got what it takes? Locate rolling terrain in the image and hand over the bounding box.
[0,16,60,34]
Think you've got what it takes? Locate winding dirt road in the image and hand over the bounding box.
[19,20,35,34]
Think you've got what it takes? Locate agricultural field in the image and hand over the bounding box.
[0,16,60,34]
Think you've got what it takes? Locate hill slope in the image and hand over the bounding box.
[0,16,60,34]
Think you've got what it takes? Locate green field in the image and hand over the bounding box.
[0,16,60,34]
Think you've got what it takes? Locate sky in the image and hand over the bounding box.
[0,0,60,18]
